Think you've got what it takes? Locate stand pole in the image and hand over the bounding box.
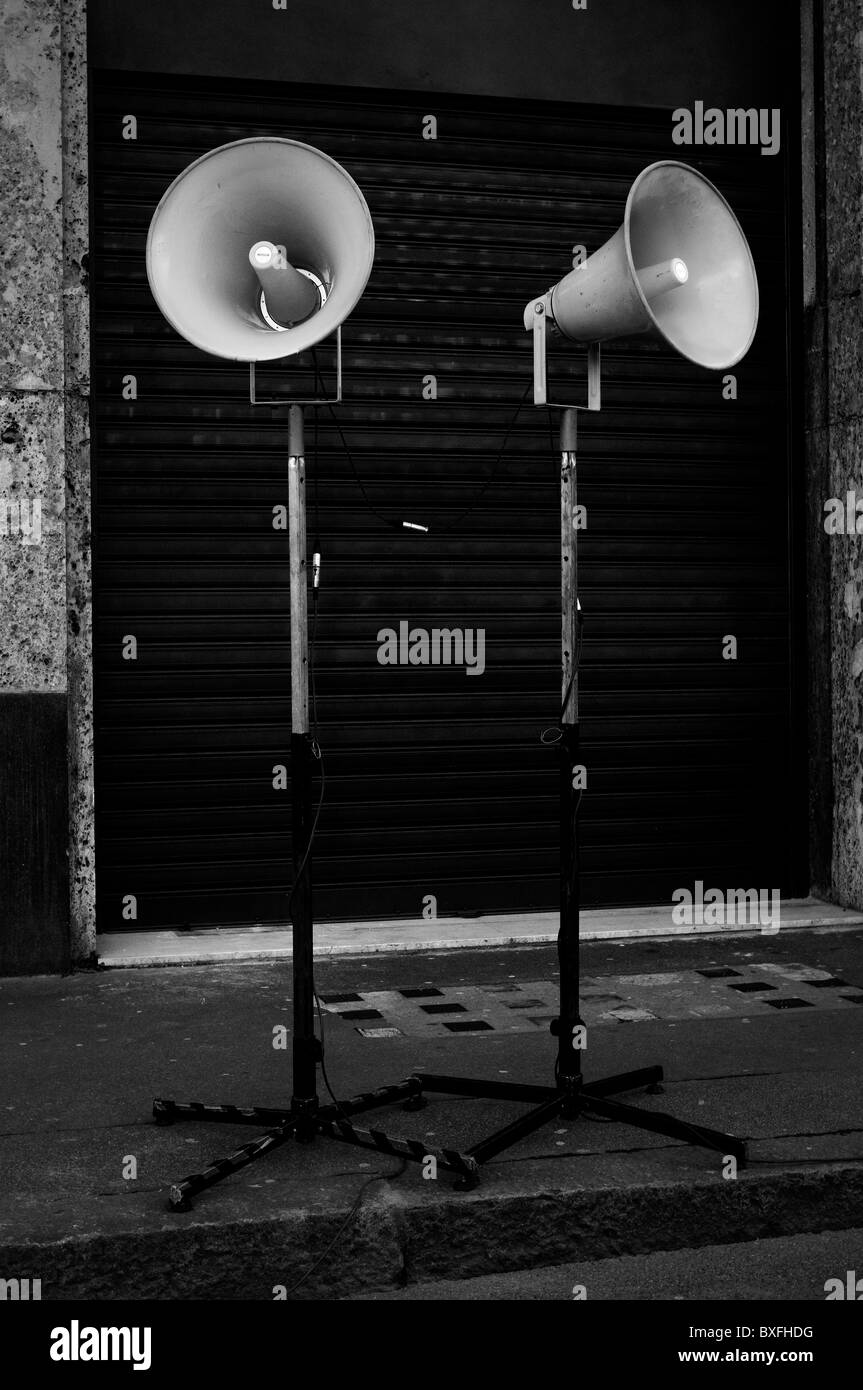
[557,407,584,1113]
[286,404,318,1121]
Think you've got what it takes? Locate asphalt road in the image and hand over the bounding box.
[351,1227,863,1300]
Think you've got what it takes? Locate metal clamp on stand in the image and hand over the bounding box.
[529,296,601,413]
[249,325,343,406]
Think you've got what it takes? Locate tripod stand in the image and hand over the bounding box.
[154,384,747,1213]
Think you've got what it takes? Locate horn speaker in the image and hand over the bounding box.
[146,136,375,362]
[524,160,759,372]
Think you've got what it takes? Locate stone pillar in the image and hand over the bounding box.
[804,0,863,910]
[0,0,92,972]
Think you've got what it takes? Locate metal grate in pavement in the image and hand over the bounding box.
[318,963,863,1037]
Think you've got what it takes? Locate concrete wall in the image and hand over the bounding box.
[804,0,863,910]
[0,0,90,972]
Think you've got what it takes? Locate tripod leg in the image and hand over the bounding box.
[160,1081,428,1210]
[154,1099,292,1127]
[581,1066,664,1099]
[340,1078,425,1114]
[410,1073,556,1104]
[154,1078,423,1134]
[316,1117,479,1185]
[466,1095,566,1167]
[167,1119,299,1211]
[583,1092,747,1166]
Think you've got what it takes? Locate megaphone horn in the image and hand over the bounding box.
[146,137,375,363]
[248,241,322,328]
[524,161,759,404]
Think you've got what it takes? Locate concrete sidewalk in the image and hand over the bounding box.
[2,926,863,1300]
[97,898,863,967]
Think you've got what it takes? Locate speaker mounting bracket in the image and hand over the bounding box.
[248,326,343,407]
[531,299,601,413]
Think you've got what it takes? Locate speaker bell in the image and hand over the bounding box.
[146,137,375,362]
[524,161,758,371]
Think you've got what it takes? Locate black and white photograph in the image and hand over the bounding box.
[1,0,861,1359]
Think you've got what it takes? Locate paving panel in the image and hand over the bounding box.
[320,964,863,1038]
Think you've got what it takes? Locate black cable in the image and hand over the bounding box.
[312,349,532,535]
[297,352,530,1110]
[433,380,533,534]
[541,608,584,747]
[282,1161,408,1299]
[284,519,325,911]
[290,414,348,1116]
[303,584,342,1107]
[548,410,560,469]
[314,988,346,1115]
[313,385,321,556]
[281,411,341,1109]
[286,785,325,911]
[312,348,402,531]
[303,589,341,1111]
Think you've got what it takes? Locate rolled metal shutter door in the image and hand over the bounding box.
[91,74,795,930]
